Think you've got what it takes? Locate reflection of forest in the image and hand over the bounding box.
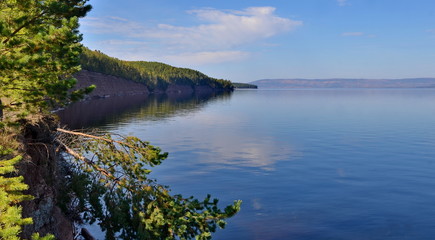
[57,91,233,129]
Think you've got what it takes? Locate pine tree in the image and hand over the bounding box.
[0,146,33,239]
[0,146,55,240]
[0,0,94,120]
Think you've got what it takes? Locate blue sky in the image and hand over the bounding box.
[80,0,435,82]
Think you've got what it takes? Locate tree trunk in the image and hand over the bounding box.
[0,99,3,121]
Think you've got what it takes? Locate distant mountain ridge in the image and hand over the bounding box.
[250,78,435,88]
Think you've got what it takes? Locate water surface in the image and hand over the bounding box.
[59,89,435,239]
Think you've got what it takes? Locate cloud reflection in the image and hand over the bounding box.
[137,107,299,173]
[186,126,297,172]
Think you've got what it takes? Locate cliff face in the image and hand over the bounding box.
[74,70,226,99]
[19,116,74,240]
[74,70,150,98]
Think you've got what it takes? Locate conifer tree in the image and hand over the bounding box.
[0,146,55,240]
[0,146,32,240]
[0,0,94,119]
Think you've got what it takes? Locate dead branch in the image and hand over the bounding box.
[57,128,141,151]
[81,228,95,240]
[56,139,113,181]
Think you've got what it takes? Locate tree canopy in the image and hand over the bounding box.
[232,82,258,89]
[80,48,234,91]
[0,0,94,119]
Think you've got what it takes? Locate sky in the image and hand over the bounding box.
[80,0,435,82]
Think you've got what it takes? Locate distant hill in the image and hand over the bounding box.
[80,48,233,92]
[250,78,435,88]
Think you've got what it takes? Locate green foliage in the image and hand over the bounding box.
[0,0,94,118]
[0,146,33,240]
[232,82,258,89]
[58,129,241,240]
[31,233,55,240]
[80,48,234,91]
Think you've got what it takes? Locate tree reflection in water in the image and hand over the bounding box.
[57,91,232,129]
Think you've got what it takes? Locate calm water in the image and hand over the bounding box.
[59,89,435,239]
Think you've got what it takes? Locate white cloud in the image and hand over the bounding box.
[108,16,128,22]
[84,40,249,65]
[80,7,302,64]
[342,32,364,36]
[337,0,348,6]
[150,7,302,51]
[341,32,376,38]
[80,17,143,35]
[97,40,150,46]
[163,51,250,65]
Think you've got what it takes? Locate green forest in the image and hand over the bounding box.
[80,48,234,91]
[232,82,258,89]
[0,1,240,239]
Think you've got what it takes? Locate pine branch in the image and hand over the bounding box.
[2,11,46,45]
[56,139,114,181]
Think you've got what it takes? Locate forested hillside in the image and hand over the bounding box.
[80,48,234,91]
[232,82,258,89]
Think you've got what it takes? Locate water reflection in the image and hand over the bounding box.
[57,91,232,129]
[56,89,435,239]
[58,89,296,172]
[188,132,297,172]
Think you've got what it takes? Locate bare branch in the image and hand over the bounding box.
[56,139,113,180]
[57,128,142,151]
